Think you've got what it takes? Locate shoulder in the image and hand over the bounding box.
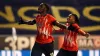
[68,23,80,32]
[47,14,56,22]
[72,23,80,28]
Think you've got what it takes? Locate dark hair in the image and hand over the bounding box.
[71,14,79,24]
[40,3,50,12]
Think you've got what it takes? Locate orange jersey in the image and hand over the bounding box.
[35,14,56,44]
[62,23,80,51]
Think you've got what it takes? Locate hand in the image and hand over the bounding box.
[18,18,25,24]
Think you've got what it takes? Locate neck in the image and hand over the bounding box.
[40,12,47,16]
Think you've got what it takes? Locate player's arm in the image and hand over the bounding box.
[71,24,90,38]
[78,29,90,38]
[54,28,64,32]
[19,18,36,25]
[52,21,68,30]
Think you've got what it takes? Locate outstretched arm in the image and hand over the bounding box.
[19,18,36,25]
[53,28,64,33]
[52,21,68,30]
[78,29,90,38]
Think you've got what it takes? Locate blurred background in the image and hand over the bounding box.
[0,0,100,56]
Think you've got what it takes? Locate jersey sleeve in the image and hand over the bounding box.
[72,23,80,31]
[71,24,87,35]
[48,14,56,24]
[68,23,80,32]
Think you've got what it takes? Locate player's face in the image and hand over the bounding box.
[38,4,46,13]
[67,14,75,23]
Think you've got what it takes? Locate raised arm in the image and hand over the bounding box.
[19,18,36,25]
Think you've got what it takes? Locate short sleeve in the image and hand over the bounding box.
[48,14,56,23]
[72,23,80,32]
[68,23,80,32]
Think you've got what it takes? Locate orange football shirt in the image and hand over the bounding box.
[35,14,56,44]
[62,23,80,51]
